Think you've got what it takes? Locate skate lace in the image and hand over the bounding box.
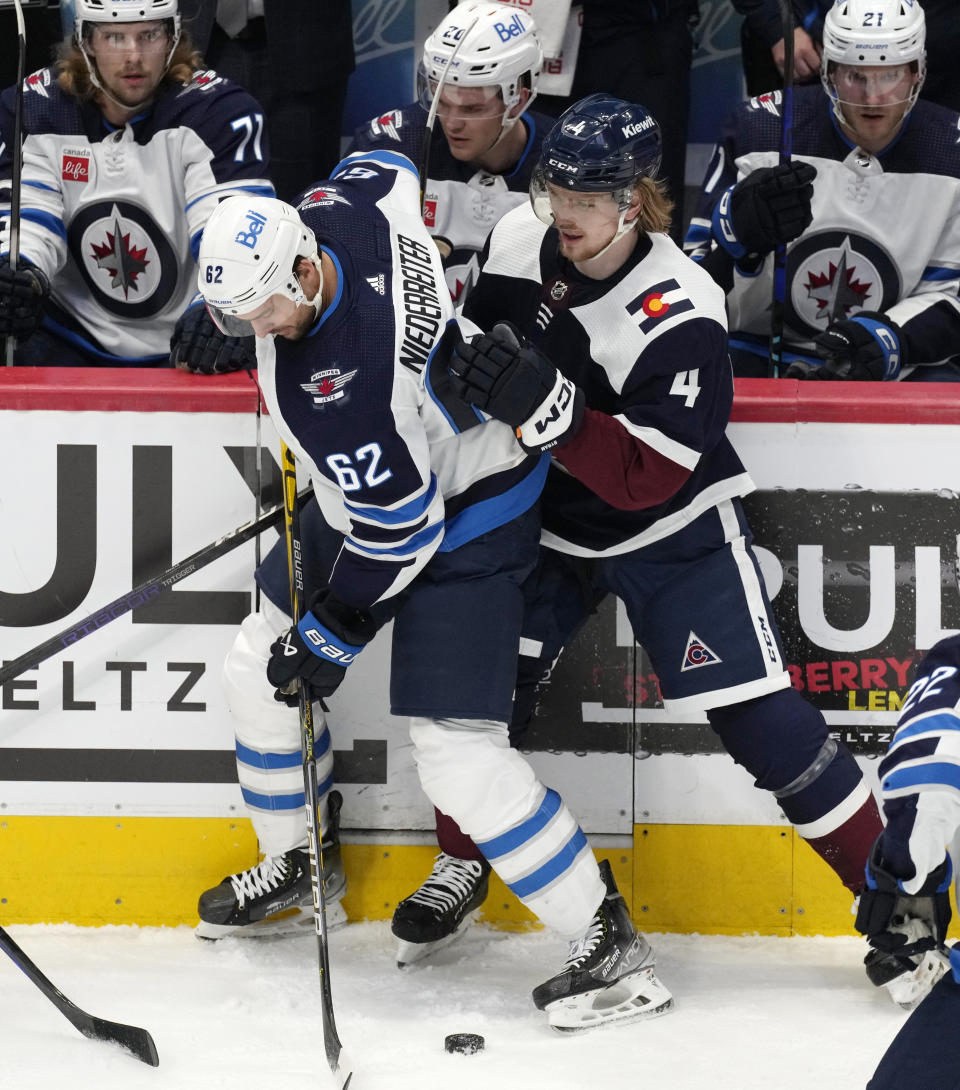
[406,854,484,913]
[230,856,292,907]
[562,913,606,972]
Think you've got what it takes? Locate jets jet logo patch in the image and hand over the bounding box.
[680,631,722,671]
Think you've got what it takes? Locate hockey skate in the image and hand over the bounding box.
[532,860,674,1033]
[863,914,951,1010]
[196,791,347,939]
[391,853,491,967]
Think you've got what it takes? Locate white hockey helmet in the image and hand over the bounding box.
[821,0,926,124]
[417,2,543,121]
[197,195,321,337]
[74,0,181,40]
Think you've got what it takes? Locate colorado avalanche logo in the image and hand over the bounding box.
[787,231,898,337]
[68,201,178,318]
[302,368,358,405]
[680,631,721,672]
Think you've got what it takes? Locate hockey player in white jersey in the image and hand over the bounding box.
[433,93,887,1024]
[192,151,675,1030]
[684,0,960,381]
[348,2,551,306]
[0,0,274,370]
[855,634,960,1087]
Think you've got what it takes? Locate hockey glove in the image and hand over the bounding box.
[808,312,906,381]
[713,162,816,259]
[0,255,49,340]
[170,302,256,374]
[855,836,952,985]
[266,588,378,706]
[449,322,585,454]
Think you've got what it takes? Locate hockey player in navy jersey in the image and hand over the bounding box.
[348,2,551,307]
[0,0,273,370]
[855,634,960,1087]
[381,94,890,1024]
[191,150,676,1030]
[684,0,960,381]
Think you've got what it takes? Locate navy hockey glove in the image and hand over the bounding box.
[170,302,256,374]
[855,837,952,986]
[713,162,816,259]
[807,312,906,381]
[0,255,49,340]
[449,322,585,453]
[266,588,378,706]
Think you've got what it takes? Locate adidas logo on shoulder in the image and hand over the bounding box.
[366,274,386,295]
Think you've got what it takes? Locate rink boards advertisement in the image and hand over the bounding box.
[2,374,959,839]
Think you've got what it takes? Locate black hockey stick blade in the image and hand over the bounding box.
[0,925,159,1066]
[0,488,310,685]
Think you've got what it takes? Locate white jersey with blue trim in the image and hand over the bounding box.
[878,634,960,894]
[347,104,550,307]
[0,67,274,362]
[684,86,960,376]
[255,150,546,609]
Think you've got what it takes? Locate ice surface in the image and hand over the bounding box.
[0,921,907,1089]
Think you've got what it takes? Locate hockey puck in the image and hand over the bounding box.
[444,1032,485,1055]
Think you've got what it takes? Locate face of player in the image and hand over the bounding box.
[435,85,515,162]
[831,62,919,150]
[547,184,638,269]
[86,21,172,114]
[238,293,317,340]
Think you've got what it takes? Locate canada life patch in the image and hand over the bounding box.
[62,153,90,183]
[423,198,437,229]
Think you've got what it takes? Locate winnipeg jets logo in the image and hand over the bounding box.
[302,368,358,405]
[371,110,403,141]
[750,89,782,117]
[803,239,873,324]
[680,631,721,671]
[90,213,150,297]
[300,186,352,209]
[366,274,385,295]
[25,69,52,98]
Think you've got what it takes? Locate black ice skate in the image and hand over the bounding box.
[532,859,674,1032]
[391,853,491,967]
[196,791,347,939]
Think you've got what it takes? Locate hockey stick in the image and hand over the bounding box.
[280,441,352,1090]
[0,924,159,1066]
[3,0,26,367]
[418,12,480,214]
[0,490,306,686]
[768,0,795,378]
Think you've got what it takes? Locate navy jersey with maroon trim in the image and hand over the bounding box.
[255,150,546,610]
[463,203,752,557]
[347,103,550,305]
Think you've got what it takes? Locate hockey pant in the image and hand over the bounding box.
[222,595,336,859]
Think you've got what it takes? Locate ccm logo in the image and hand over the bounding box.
[62,154,89,182]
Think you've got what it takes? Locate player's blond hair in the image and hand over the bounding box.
[635,176,674,236]
[55,31,203,100]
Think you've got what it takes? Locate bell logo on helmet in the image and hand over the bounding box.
[494,14,527,42]
[235,209,268,250]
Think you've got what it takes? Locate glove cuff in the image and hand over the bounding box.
[297,610,367,665]
[850,311,907,380]
[712,185,748,260]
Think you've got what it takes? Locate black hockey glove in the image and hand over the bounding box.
[0,255,49,340]
[804,312,906,381]
[713,162,816,259]
[854,836,952,986]
[266,588,378,707]
[170,303,256,374]
[449,322,585,454]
